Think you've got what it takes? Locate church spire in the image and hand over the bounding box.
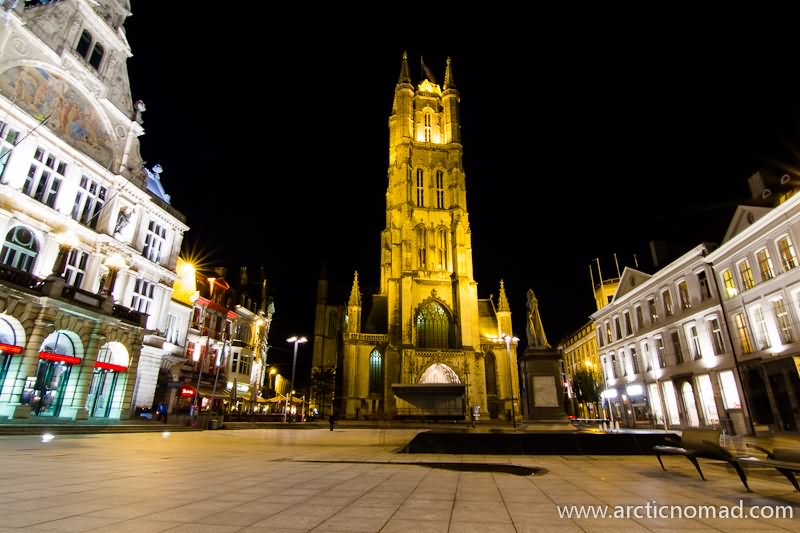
[444,57,456,91]
[398,51,411,85]
[348,270,361,306]
[497,279,510,312]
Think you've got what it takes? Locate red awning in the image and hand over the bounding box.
[0,343,23,354]
[39,351,81,364]
[95,361,127,372]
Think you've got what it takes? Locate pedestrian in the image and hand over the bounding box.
[159,402,168,424]
[328,413,336,431]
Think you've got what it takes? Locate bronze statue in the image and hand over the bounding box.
[526,289,549,348]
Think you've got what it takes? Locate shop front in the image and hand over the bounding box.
[25,330,82,417]
[86,342,129,418]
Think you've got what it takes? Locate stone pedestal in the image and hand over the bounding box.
[520,346,568,421]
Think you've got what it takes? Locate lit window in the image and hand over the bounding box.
[23,147,65,209]
[64,249,88,288]
[0,226,38,273]
[416,169,424,207]
[231,350,239,373]
[435,170,445,209]
[143,220,167,264]
[620,350,627,376]
[756,248,775,281]
[415,301,451,349]
[721,269,737,299]
[738,259,755,290]
[778,236,798,272]
[772,297,793,344]
[678,281,691,310]
[662,381,680,425]
[605,321,612,343]
[696,374,719,426]
[648,383,665,425]
[734,313,753,354]
[130,278,155,314]
[718,370,742,409]
[71,176,107,229]
[682,382,700,427]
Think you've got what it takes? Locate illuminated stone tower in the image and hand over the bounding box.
[314,54,520,422]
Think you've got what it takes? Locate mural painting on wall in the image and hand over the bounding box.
[0,66,114,167]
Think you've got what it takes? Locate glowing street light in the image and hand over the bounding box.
[284,336,307,422]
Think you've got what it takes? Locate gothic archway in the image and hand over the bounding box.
[419,363,461,384]
[415,299,453,349]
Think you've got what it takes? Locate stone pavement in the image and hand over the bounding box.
[0,428,798,532]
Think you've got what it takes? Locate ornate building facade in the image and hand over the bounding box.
[313,55,520,421]
[0,0,188,419]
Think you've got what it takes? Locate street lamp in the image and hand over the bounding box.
[285,335,307,422]
[503,334,520,429]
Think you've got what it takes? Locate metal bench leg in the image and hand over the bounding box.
[687,456,705,480]
[776,468,800,492]
[730,462,750,492]
[656,454,666,471]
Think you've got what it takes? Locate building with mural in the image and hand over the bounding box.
[0,0,188,419]
[313,55,520,422]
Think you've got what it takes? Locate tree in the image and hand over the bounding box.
[310,367,336,417]
[572,368,600,404]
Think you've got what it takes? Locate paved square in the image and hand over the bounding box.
[0,429,797,532]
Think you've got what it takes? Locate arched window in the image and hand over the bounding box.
[423,112,432,142]
[369,348,382,394]
[89,43,104,69]
[485,352,497,395]
[41,330,78,356]
[437,228,448,270]
[0,226,39,273]
[416,225,426,270]
[416,169,424,207]
[416,301,451,349]
[76,30,92,58]
[435,170,445,208]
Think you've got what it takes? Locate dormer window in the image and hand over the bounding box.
[75,29,104,71]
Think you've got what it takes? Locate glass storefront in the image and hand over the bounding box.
[648,383,665,426]
[29,359,72,416]
[662,381,680,425]
[86,368,118,417]
[681,381,701,427]
[696,374,719,426]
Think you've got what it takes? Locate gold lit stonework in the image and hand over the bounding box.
[418,80,442,95]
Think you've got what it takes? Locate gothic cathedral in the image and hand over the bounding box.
[313,54,521,422]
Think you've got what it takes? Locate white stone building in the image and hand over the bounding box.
[0,0,188,419]
[592,245,749,435]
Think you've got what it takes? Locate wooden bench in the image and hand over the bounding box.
[653,428,750,490]
[735,444,800,492]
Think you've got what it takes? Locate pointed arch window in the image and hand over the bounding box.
[1,226,38,273]
[423,112,432,142]
[436,228,448,270]
[485,352,497,395]
[416,301,451,349]
[416,225,426,270]
[416,169,424,207]
[369,348,382,394]
[435,170,445,208]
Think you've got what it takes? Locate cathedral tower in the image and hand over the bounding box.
[314,54,520,422]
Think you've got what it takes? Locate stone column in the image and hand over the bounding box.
[70,326,104,420]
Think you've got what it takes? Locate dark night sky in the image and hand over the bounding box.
[124,5,800,378]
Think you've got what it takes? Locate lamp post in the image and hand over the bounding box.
[284,335,307,422]
[503,334,519,429]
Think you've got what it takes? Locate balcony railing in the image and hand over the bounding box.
[0,265,45,292]
[112,304,148,327]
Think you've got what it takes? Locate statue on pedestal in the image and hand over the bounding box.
[526,289,549,349]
